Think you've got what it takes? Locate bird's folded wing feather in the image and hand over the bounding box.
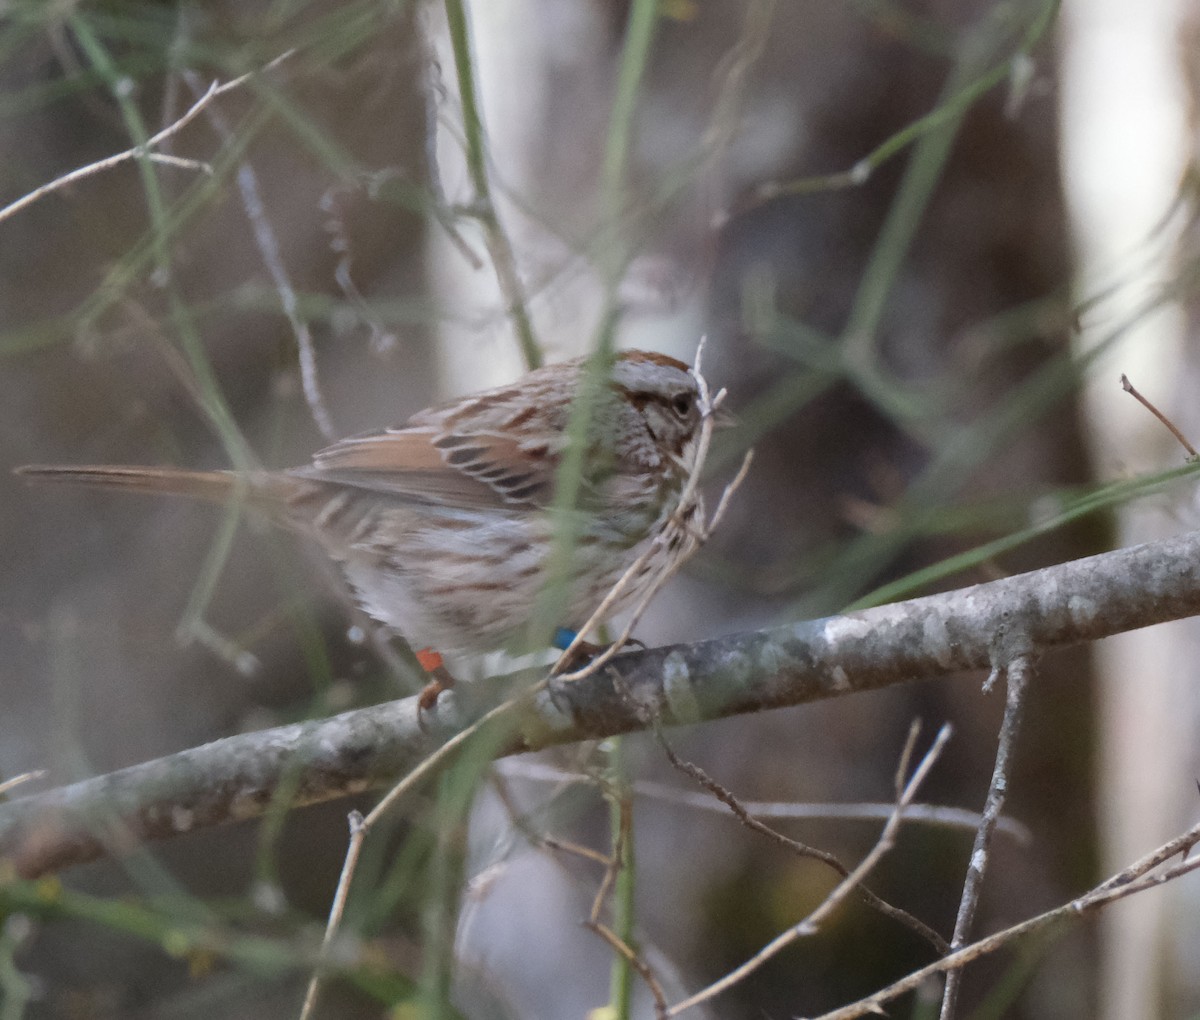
[298,425,559,508]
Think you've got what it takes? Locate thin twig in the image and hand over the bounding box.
[416,5,485,270]
[724,0,1057,222]
[297,692,524,1020]
[1093,817,1200,893]
[893,721,921,798]
[440,0,542,369]
[604,745,638,1019]
[0,772,46,798]
[794,723,945,941]
[541,836,613,868]
[180,70,336,441]
[549,444,744,683]
[805,819,1200,1020]
[940,653,1034,1019]
[581,778,657,1019]
[491,762,670,1018]
[584,919,670,1020]
[495,759,1032,843]
[633,783,1028,841]
[1120,373,1199,458]
[0,51,294,227]
[158,9,189,159]
[655,724,949,960]
[319,176,401,355]
[486,766,612,878]
[297,810,366,1020]
[589,797,628,925]
[698,0,775,170]
[371,696,518,830]
[667,724,953,1017]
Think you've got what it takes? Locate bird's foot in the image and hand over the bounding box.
[415,647,456,724]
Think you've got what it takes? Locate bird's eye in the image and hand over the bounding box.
[672,393,694,417]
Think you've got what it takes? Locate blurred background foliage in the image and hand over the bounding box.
[2,0,1198,1017]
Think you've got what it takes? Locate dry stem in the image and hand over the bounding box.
[180,69,336,441]
[0,51,293,227]
[940,653,1033,1019]
[296,693,523,1020]
[805,819,1200,1020]
[1120,373,1199,458]
[655,724,948,956]
[667,723,954,1017]
[0,772,46,797]
[584,919,670,1020]
[496,759,1031,843]
[297,810,366,1019]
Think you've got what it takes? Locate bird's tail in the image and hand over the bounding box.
[13,464,274,508]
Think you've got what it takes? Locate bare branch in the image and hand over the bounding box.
[495,759,1031,842]
[0,51,294,228]
[293,688,527,1016]
[437,0,542,369]
[5,528,1200,877]
[1120,373,1199,459]
[179,69,336,441]
[584,918,670,1020]
[804,820,1200,1020]
[298,810,366,1020]
[666,724,953,1017]
[940,653,1034,1019]
[319,175,403,354]
[655,725,948,955]
[0,772,46,798]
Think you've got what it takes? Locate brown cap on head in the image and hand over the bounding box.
[618,349,690,372]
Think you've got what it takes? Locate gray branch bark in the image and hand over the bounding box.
[3,529,1199,878]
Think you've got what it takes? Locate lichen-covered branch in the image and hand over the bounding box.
[3,528,1200,878]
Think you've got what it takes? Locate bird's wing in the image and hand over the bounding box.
[298,423,560,509]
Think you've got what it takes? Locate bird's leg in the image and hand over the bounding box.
[415,647,456,715]
[551,627,646,673]
[552,627,600,672]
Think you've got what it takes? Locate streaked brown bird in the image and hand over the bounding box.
[17,350,716,665]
